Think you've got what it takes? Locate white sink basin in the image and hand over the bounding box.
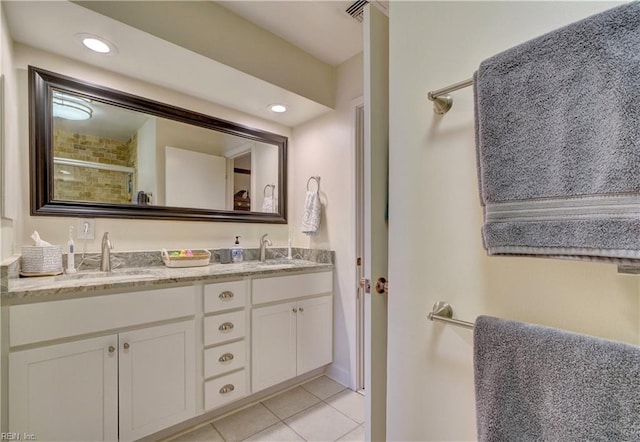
[254,260,296,270]
[54,268,160,281]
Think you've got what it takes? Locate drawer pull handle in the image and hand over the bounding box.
[219,384,235,394]
[123,343,130,350]
[218,353,235,363]
[299,307,304,312]
[219,291,234,300]
[219,322,234,331]
[108,346,115,353]
[292,308,298,313]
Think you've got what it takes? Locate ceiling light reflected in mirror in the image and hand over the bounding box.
[52,91,93,120]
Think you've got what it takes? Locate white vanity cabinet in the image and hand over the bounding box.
[8,286,196,442]
[202,280,249,411]
[251,271,333,392]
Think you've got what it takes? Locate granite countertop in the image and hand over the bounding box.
[2,248,334,303]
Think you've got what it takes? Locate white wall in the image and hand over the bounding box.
[1,5,19,261]
[387,2,638,441]
[10,44,293,254]
[291,53,363,388]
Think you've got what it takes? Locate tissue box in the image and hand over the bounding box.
[21,245,63,275]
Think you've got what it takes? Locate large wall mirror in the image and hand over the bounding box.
[30,66,287,223]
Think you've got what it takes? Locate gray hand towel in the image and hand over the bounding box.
[475,3,640,262]
[474,315,640,442]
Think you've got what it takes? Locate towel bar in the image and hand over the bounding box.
[426,78,473,115]
[428,301,474,329]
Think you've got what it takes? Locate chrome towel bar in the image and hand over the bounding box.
[426,77,474,115]
[428,301,474,329]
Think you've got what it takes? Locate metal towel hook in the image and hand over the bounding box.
[263,184,275,198]
[307,176,321,192]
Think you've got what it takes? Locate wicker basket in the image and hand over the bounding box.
[161,249,211,268]
[21,245,63,275]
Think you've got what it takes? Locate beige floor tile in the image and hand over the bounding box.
[336,425,365,442]
[284,403,359,442]
[300,376,346,400]
[262,386,321,420]
[243,422,305,441]
[214,403,279,441]
[326,390,365,424]
[169,423,224,442]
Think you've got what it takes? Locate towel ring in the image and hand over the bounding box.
[263,184,275,198]
[307,176,320,192]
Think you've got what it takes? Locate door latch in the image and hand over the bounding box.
[359,277,370,294]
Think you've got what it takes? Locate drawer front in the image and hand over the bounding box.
[204,280,247,313]
[204,311,246,346]
[10,286,196,347]
[204,370,247,411]
[204,340,246,378]
[252,271,333,305]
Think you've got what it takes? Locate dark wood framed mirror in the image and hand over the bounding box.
[29,66,287,223]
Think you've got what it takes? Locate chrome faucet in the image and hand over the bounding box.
[259,233,272,262]
[100,232,113,272]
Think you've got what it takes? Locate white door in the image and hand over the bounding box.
[164,145,227,209]
[364,4,389,441]
[9,335,118,441]
[251,301,297,392]
[118,320,195,441]
[296,295,333,374]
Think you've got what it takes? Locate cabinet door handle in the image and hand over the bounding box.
[218,353,235,363]
[292,308,298,313]
[123,343,130,350]
[219,384,235,394]
[219,322,234,331]
[108,346,115,353]
[299,307,304,312]
[219,291,234,300]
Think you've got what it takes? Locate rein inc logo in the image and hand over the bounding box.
[1,434,36,441]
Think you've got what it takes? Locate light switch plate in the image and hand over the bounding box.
[77,219,95,240]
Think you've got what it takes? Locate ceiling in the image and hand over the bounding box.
[4,1,371,127]
[218,1,364,67]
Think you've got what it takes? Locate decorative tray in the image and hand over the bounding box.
[161,249,211,268]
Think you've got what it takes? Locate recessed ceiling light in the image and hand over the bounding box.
[75,33,117,55]
[269,104,288,113]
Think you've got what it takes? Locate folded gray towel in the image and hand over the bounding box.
[474,315,640,442]
[475,3,640,262]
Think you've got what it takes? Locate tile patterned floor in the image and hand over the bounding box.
[169,376,364,442]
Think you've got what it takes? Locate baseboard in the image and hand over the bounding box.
[325,363,353,390]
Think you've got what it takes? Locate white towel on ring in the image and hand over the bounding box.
[301,191,321,235]
[261,196,275,213]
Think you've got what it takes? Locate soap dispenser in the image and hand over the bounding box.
[231,236,244,263]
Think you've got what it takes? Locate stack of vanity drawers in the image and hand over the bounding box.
[203,280,248,410]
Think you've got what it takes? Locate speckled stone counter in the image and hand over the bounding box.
[2,248,334,304]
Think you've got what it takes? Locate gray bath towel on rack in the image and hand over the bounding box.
[474,2,640,262]
[473,315,640,442]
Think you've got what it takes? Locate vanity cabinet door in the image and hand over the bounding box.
[296,295,333,374]
[251,301,297,392]
[118,320,196,441]
[9,335,119,441]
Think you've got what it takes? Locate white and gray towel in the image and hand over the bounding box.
[474,3,640,262]
[301,191,321,235]
[474,315,640,442]
[261,196,275,213]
